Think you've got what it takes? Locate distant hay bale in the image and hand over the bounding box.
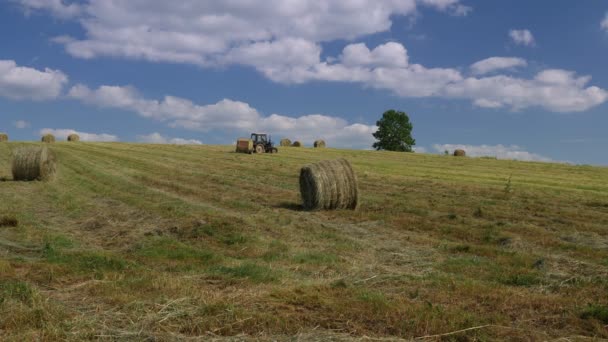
[41,134,56,143]
[453,149,466,157]
[299,158,359,211]
[0,133,8,142]
[12,146,57,181]
[280,138,292,147]
[67,134,80,142]
[313,140,326,148]
[292,141,302,147]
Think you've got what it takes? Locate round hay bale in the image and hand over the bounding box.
[0,133,8,142]
[41,134,56,143]
[453,149,466,157]
[67,134,80,142]
[313,140,326,148]
[292,141,302,147]
[280,138,292,147]
[299,158,359,211]
[12,146,57,181]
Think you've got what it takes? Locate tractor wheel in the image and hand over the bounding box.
[255,145,265,154]
[272,148,278,154]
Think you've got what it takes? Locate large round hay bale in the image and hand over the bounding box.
[292,141,302,147]
[12,146,57,181]
[313,140,326,148]
[280,138,292,147]
[453,149,466,157]
[0,133,8,142]
[41,134,56,143]
[299,158,359,211]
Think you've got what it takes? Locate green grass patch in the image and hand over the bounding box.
[262,240,289,261]
[0,280,34,305]
[135,237,216,262]
[212,263,278,283]
[580,304,608,324]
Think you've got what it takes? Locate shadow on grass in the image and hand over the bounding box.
[275,202,304,211]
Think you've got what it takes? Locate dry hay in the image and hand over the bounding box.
[453,149,466,157]
[299,158,359,211]
[314,139,326,148]
[0,133,8,142]
[67,134,80,142]
[41,134,56,143]
[292,141,302,147]
[280,138,292,147]
[12,146,57,181]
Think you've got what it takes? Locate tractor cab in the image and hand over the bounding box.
[251,133,268,144]
[250,133,278,154]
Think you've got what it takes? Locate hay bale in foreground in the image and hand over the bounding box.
[0,133,8,142]
[314,140,326,148]
[280,138,292,147]
[454,149,466,157]
[41,134,56,143]
[292,141,302,147]
[12,146,57,181]
[67,134,80,142]
[299,158,359,211]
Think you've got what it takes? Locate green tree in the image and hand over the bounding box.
[372,110,416,152]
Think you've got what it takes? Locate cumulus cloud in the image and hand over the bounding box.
[137,133,202,145]
[13,2,606,113]
[602,13,608,32]
[509,29,535,46]
[470,57,527,75]
[0,60,68,100]
[13,120,30,129]
[432,144,553,162]
[40,128,118,142]
[67,84,377,149]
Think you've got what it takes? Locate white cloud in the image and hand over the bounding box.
[444,69,608,112]
[13,120,30,129]
[432,144,553,162]
[258,42,607,112]
[509,29,535,46]
[340,42,409,68]
[418,0,472,16]
[137,133,202,145]
[470,57,527,75]
[67,83,377,149]
[602,13,608,32]
[0,60,68,100]
[12,2,606,113]
[12,0,82,19]
[40,128,119,142]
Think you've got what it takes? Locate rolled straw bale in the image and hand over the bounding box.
[67,134,80,142]
[280,138,292,147]
[292,141,302,147]
[299,158,359,211]
[453,149,466,157]
[313,140,326,148]
[12,146,57,181]
[0,133,8,142]
[41,134,56,143]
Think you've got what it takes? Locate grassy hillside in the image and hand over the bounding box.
[1,142,607,340]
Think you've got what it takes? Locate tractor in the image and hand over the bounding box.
[235,133,278,154]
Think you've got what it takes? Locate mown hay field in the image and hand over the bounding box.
[1,142,607,340]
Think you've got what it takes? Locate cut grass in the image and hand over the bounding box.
[0,142,607,339]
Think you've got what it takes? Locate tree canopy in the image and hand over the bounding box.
[372,110,415,152]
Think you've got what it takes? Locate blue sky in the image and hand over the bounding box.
[1,0,608,164]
